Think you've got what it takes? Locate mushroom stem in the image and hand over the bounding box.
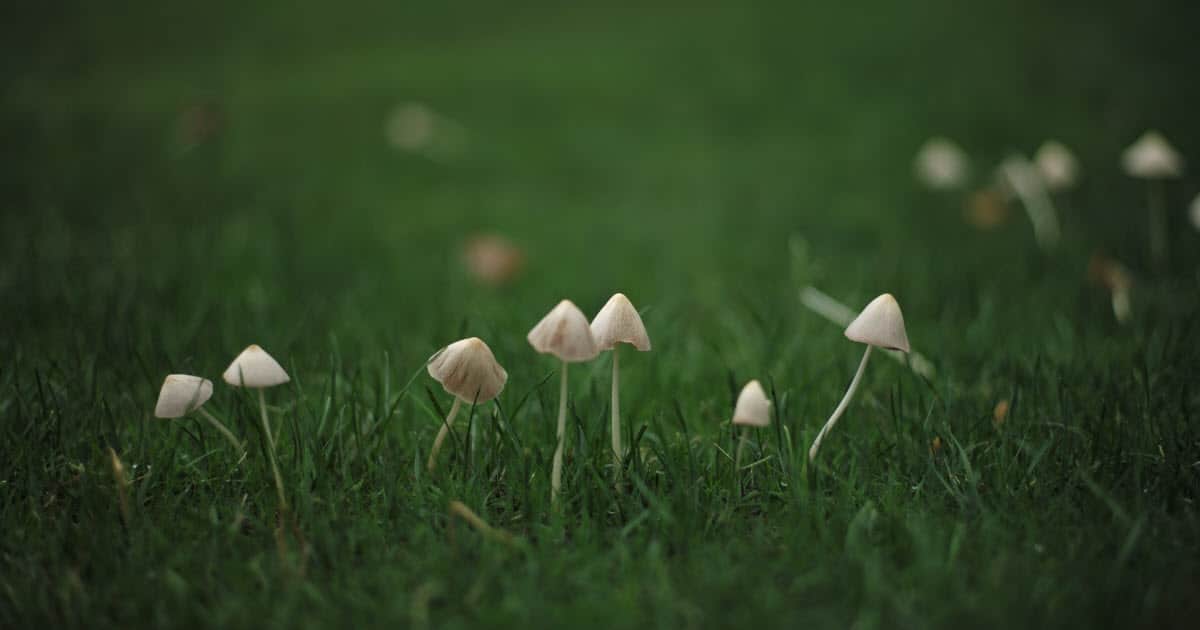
[551,361,568,505]
[735,426,750,471]
[611,348,622,472]
[257,389,287,510]
[427,398,463,471]
[198,408,244,455]
[809,345,873,463]
[1112,287,1132,324]
[1148,180,1167,269]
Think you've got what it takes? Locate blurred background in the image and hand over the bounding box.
[3,0,1199,358]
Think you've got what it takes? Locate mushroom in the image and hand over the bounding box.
[589,293,651,472]
[155,374,242,453]
[914,137,970,191]
[1122,130,1184,268]
[808,294,911,464]
[462,234,525,287]
[732,379,771,470]
[799,285,935,380]
[1034,140,1080,192]
[223,344,291,510]
[425,337,508,471]
[527,299,599,504]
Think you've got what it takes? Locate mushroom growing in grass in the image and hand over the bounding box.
[808,294,910,464]
[732,380,771,470]
[799,285,935,380]
[223,344,291,510]
[527,300,599,504]
[155,374,242,454]
[1122,130,1184,268]
[998,154,1061,252]
[1034,140,1080,192]
[1089,254,1135,324]
[589,293,651,472]
[914,137,970,191]
[425,337,508,471]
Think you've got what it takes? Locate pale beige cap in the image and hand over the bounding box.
[427,337,508,403]
[1121,130,1183,178]
[844,294,911,353]
[527,299,599,362]
[222,344,290,388]
[732,380,771,427]
[590,293,651,352]
[155,374,213,418]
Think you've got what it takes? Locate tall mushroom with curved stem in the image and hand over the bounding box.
[732,379,771,471]
[155,374,243,454]
[1122,130,1184,269]
[809,294,911,464]
[589,293,651,472]
[425,337,508,471]
[223,344,291,512]
[527,299,599,505]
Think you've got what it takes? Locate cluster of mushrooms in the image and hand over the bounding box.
[152,292,913,509]
[914,129,1196,323]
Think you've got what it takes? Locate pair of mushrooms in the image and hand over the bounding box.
[733,293,911,466]
[423,294,650,504]
[154,345,291,509]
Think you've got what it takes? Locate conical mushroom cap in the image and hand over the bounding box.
[427,337,508,403]
[527,300,599,362]
[590,293,651,351]
[222,344,290,388]
[914,137,969,191]
[1034,140,1080,191]
[844,294,911,353]
[1121,131,1183,178]
[732,380,771,427]
[155,374,213,418]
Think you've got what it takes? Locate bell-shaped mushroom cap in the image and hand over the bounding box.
[527,299,599,363]
[155,374,213,418]
[844,294,911,353]
[222,344,290,388]
[590,293,651,352]
[1034,140,1080,191]
[427,337,508,403]
[732,380,772,427]
[1121,131,1184,179]
[914,137,969,191]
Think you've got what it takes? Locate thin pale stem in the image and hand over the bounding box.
[551,361,568,505]
[1148,180,1167,269]
[735,426,750,471]
[611,349,622,472]
[198,408,244,455]
[257,389,287,510]
[426,398,463,472]
[809,346,873,463]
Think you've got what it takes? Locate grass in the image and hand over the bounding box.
[2,0,1200,627]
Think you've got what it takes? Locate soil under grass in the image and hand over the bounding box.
[2,1,1199,628]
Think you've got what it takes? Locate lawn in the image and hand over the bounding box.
[2,1,1199,628]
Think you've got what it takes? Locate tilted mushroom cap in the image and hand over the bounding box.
[1121,131,1184,179]
[528,300,599,362]
[732,380,772,427]
[427,337,508,403]
[222,344,290,388]
[914,137,969,190]
[155,374,213,418]
[590,293,651,352]
[1034,140,1080,191]
[844,294,911,353]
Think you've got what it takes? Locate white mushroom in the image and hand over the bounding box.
[914,137,970,191]
[527,300,598,504]
[425,337,508,471]
[589,293,651,472]
[223,344,291,509]
[1034,140,1080,191]
[809,294,911,464]
[732,380,771,470]
[154,374,243,453]
[1122,130,1184,268]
